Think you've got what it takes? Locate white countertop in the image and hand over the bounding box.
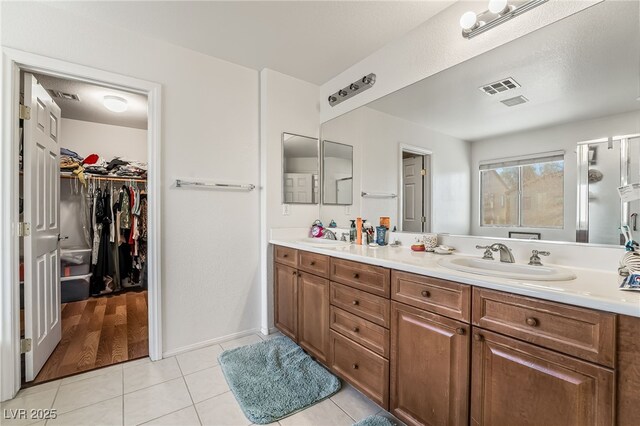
[270,238,640,318]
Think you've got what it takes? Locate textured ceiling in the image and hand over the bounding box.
[46,1,455,85]
[368,1,640,141]
[33,74,148,129]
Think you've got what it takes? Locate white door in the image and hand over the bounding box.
[403,155,423,232]
[23,73,62,381]
[283,173,313,203]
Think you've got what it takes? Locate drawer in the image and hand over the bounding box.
[298,251,330,278]
[330,282,390,328]
[473,288,616,367]
[330,330,389,409]
[330,258,390,297]
[274,245,297,268]
[330,306,390,358]
[391,270,471,322]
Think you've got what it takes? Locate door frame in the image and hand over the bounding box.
[1,48,163,401]
[398,144,432,233]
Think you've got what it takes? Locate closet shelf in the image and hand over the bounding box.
[60,172,146,183]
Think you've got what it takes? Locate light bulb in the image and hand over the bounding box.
[488,0,509,15]
[103,96,128,113]
[460,11,478,31]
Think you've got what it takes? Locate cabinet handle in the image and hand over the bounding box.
[352,300,360,306]
[526,317,539,327]
[353,273,360,279]
[283,254,288,258]
[352,363,359,370]
[310,261,316,266]
[292,271,297,276]
[456,327,465,335]
[421,290,431,298]
[353,327,360,333]
[473,333,484,342]
[297,272,301,277]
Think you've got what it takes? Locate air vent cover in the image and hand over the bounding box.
[51,90,80,101]
[479,77,520,95]
[501,95,529,107]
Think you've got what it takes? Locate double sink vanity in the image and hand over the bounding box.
[271,238,640,426]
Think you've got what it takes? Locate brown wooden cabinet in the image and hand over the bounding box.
[272,244,631,426]
[390,301,470,426]
[470,328,614,426]
[298,271,330,364]
[274,262,298,341]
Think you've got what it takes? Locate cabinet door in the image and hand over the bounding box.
[390,302,470,426]
[274,263,298,341]
[298,271,330,364]
[471,328,614,426]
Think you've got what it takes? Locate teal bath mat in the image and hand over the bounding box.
[218,336,341,424]
[353,415,396,426]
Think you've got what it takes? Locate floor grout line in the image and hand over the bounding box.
[328,397,357,422]
[176,356,203,426]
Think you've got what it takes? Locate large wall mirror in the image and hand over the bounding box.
[319,1,640,246]
[282,133,319,204]
[323,140,353,205]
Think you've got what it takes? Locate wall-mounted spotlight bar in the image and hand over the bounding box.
[328,73,376,107]
[460,0,548,39]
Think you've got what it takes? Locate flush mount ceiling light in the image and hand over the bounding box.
[103,95,128,113]
[460,0,548,39]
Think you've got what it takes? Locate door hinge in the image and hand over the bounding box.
[19,104,31,120]
[18,222,31,237]
[421,216,427,223]
[420,169,427,176]
[20,338,32,354]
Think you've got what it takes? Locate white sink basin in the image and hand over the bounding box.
[297,238,351,249]
[438,256,577,281]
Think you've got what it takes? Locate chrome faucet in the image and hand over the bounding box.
[490,243,515,263]
[324,229,337,240]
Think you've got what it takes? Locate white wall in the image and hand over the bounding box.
[320,0,600,123]
[470,110,640,241]
[321,106,471,234]
[2,1,261,354]
[61,118,147,162]
[259,69,320,331]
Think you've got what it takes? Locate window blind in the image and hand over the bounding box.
[479,151,565,171]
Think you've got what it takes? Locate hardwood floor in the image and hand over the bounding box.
[30,290,148,384]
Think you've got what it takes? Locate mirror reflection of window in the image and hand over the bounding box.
[480,154,565,229]
[282,133,319,204]
[322,141,353,205]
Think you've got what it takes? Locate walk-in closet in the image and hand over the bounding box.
[19,72,150,385]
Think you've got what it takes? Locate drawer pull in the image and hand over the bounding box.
[352,363,359,370]
[456,327,465,335]
[310,261,316,266]
[353,273,360,279]
[421,290,431,298]
[526,317,539,327]
[353,327,360,333]
[283,254,288,258]
[352,300,360,306]
[473,333,484,342]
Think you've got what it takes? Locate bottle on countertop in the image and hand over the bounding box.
[350,220,356,243]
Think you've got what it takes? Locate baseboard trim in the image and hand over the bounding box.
[162,328,261,358]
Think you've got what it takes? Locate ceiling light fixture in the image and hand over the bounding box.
[460,0,548,39]
[103,95,128,113]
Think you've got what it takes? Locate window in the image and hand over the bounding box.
[480,153,564,228]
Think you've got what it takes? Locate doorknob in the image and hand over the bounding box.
[57,234,69,242]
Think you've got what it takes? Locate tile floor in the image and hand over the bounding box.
[1,332,405,426]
